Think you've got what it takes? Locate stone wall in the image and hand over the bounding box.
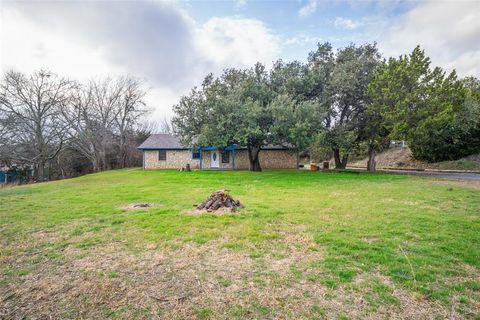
[143,149,297,170]
[260,150,298,169]
[144,150,200,169]
[233,150,297,169]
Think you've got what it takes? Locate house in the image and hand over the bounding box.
[137,134,298,170]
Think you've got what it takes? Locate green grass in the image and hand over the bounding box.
[1,169,479,318]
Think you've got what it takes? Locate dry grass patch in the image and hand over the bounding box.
[184,207,241,216]
[430,179,480,190]
[3,227,477,319]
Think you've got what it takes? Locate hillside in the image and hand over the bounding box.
[350,147,480,171]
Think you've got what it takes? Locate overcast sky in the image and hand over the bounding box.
[1,0,479,119]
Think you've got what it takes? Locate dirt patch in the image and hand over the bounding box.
[120,203,158,210]
[350,147,420,169]
[361,237,379,244]
[348,272,452,319]
[350,147,480,171]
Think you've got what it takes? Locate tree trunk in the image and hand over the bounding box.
[91,158,99,172]
[119,134,127,168]
[37,161,45,182]
[247,145,262,172]
[367,145,376,172]
[99,149,107,170]
[333,149,349,169]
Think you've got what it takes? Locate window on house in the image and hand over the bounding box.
[158,150,167,161]
[192,148,200,159]
[221,151,230,164]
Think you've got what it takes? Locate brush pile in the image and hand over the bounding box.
[196,190,242,212]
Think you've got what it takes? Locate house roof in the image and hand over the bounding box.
[137,134,291,150]
[137,134,188,150]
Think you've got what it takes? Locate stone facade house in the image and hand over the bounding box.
[138,134,298,170]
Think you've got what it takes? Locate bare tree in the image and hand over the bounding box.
[0,106,15,166]
[64,78,117,171]
[113,76,148,168]
[89,77,123,170]
[66,76,148,170]
[0,106,13,142]
[1,70,149,181]
[138,116,173,135]
[0,70,75,180]
[66,84,100,170]
[158,116,174,135]
[138,119,160,134]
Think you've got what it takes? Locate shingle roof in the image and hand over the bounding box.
[137,134,291,150]
[137,134,188,150]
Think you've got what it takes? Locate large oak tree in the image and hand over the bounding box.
[309,43,382,169]
[173,63,324,171]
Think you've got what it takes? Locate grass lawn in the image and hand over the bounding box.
[1,169,479,319]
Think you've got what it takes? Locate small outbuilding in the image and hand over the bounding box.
[137,134,298,170]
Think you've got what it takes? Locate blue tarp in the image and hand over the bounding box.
[0,171,18,184]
